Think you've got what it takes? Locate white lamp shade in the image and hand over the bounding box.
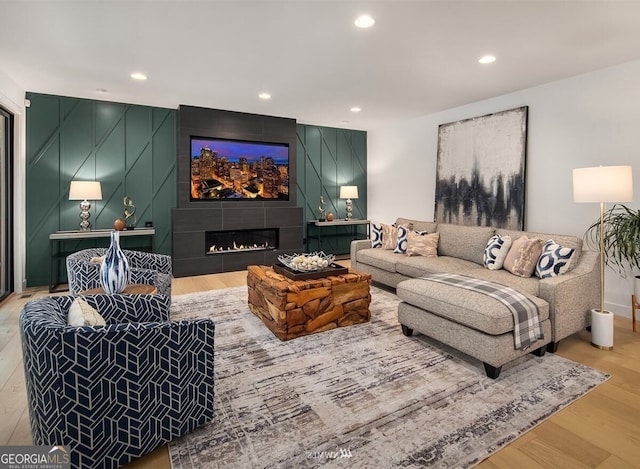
[573,166,633,203]
[339,185,359,199]
[69,181,103,201]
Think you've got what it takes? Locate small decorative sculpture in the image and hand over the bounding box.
[318,196,326,221]
[123,196,137,229]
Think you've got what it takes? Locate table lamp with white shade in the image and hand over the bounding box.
[339,185,359,220]
[69,180,102,232]
[572,165,633,350]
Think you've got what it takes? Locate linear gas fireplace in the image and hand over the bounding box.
[205,228,278,255]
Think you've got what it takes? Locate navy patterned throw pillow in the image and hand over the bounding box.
[535,239,575,279]
[483,234,512,270]
[371,223,383,248]
[394,225,409,254]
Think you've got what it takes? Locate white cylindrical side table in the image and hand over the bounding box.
[591,309,614,350]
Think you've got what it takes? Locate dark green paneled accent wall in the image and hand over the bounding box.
[24,94,365,286]
[296,125,367,253]
[26,93,176,287]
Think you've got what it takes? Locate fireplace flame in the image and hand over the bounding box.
[207,241,273,255]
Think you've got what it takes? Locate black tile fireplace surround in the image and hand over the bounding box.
[172,206,303,277]
[173,106,303,276]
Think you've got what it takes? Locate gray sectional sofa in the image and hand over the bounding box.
[351,218,600,377]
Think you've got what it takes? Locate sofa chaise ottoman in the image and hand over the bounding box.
[397,276,552,378]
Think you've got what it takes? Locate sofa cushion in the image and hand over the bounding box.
[504,236,545,277]
[397,278,549,336]
[470,267,541,297]
[396,255,484,279]
[356,248,400,273]
[396,218,437,234]
[437,224,495,266]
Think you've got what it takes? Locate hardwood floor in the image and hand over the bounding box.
[2,268,638,468]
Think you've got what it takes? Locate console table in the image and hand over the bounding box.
[306,219,370,254]
[49,228,155,292]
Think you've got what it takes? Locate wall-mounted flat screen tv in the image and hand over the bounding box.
[190,137,290,201]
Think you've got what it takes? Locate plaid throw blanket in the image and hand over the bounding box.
[420,273,544,351]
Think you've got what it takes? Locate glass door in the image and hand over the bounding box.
[0,106,13,301]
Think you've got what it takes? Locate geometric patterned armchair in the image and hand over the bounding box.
[19,294,214,469]
[66,248,172,297]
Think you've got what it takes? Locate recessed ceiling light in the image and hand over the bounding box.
[258,92,271,100]
[130,72,148,81]
[354,14,375,28]
[350,107,361,113]
[478,55,496,64]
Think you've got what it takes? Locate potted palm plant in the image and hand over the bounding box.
[585,204,640,297]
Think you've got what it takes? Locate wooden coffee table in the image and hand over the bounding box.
[247,264,371,341]
[79,284,158,295]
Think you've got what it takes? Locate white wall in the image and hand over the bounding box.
[0,69,26,293]
[368,59,640,317]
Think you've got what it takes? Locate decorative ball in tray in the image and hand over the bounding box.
[277,251,336,272]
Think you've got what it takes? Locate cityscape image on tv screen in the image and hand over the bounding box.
[190,137,290,200]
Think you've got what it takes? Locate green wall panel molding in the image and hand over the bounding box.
[24,94,364,287]
[296,125,367,254]
[26,93,176,287]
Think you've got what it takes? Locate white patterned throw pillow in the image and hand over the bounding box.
[68,297,106,326]
[484,234,512,270]
[394,225,409,254]
[535,239,575,279]
[371,223,383,248]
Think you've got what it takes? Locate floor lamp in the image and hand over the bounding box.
[573,165,633,350]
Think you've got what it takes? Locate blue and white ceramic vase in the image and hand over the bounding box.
[100,230,130,294]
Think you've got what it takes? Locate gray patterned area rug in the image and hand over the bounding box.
[168,286,609,468]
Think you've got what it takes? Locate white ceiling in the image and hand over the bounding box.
[2,1,640,130]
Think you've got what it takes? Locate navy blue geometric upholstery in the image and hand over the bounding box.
[19,294,214,469]
[66,248,172,297]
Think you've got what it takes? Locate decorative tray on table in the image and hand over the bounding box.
[274,252,348,280]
